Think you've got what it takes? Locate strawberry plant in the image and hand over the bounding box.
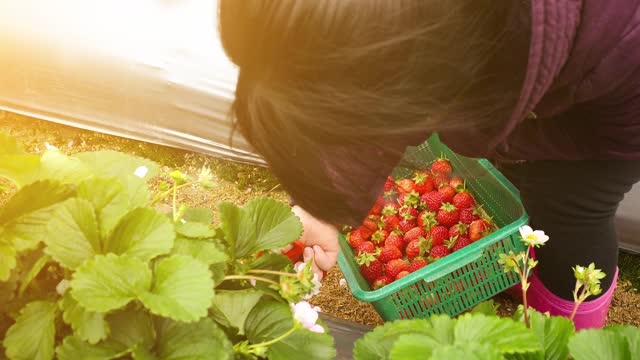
[0,133,335,360]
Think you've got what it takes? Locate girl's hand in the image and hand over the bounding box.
[292,205,340,280]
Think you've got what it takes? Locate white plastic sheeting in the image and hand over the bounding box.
[0,0,263,165]
[0,0,637,252]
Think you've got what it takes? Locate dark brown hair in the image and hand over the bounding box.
[219,1,530,225]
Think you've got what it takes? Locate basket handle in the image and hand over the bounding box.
[420,249,484,283]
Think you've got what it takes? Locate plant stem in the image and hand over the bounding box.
[570,285,589,320]
[520,247,531,328]
[223,275,280,287]
[172,182,178,221]
[151,180,204,206]
[248,326,297,350]
[248,269,297,277]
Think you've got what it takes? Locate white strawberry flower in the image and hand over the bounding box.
[295,261,322,299]
[519,226,549,246]
[339,278,347,287]
[291,301,324,334]
[134,165,149,178]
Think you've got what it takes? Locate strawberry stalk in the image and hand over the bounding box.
[223,275,280,286]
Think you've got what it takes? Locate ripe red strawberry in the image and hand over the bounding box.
[460,207,481,225]
[452,191,476,209]
[356,241,376,255]
[370,197,384,215]
[417,210,437,229]
[448,222,469,238]
[396,271,411,280]
[421,191,447,211]
[371,229,389,246]
[413,172,434,194]
[385,232,405,252]
[430,225,449,246]
[348,229,365,248]
[358,225,374,240]
[406,237,429,260]
[431,156,453,176]
[403,227,427,243]
[383,176,395,193]
[429,244,451,259]
[436,203,460,228]
[396,178,415,194]
[378,245,403,263]
[449,177,464,192]
[399,205,418,220]
[469,219,492,241]
[432,174,449,189]
[398,218,416,233]
[372,275,393,290]
[381,214,400,232]
[438,185,456,203]
[356,253,383,282]
[385,259,409,279]
[452,236,472,251]
[407,258,428,272]
[363,215,379,232]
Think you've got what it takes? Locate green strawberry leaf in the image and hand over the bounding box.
[139,255,214,322]
[59,292,109,345]
[210,262,228,286]
[55,336,128,360]
[71,254,152,313]
[524,309,574,360]
[44,198,100,269]
[104,208,174,263]
[106,309,156,350]
[245,301,336,360]
[0,181,75,253]
[154,318,233,360]
[3,301,58,360]
[568,328,632,360]
[122,175,151,209]
[248,252,292,272]
[0,242,17,282]
[77,178,130,239]
[0,180,74,225]
[387,334,440,359]
[453,313,540,355]
[353,319,434,360]
[132,346,157,360]
[606,325,640,359]
[218,202,242,256]
[33,150,93,184]
[73,150,159,182]
[0,133,40,187]
[211,289,264,335]
[174,221,216,239]
[235,198,303,258]
[427,343,505,360]
[18,254,51,296]
[471,300,500,316]
[182,207,214,224]
[171,236,227,265]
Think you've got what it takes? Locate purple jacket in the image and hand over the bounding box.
[329,0,640,224]
[442,0,640,161]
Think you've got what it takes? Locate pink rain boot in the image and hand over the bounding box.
[526,268,619,330]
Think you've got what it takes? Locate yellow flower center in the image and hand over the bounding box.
[526,234,538,242]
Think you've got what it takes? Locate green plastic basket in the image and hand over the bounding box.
[337,135,529,321]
